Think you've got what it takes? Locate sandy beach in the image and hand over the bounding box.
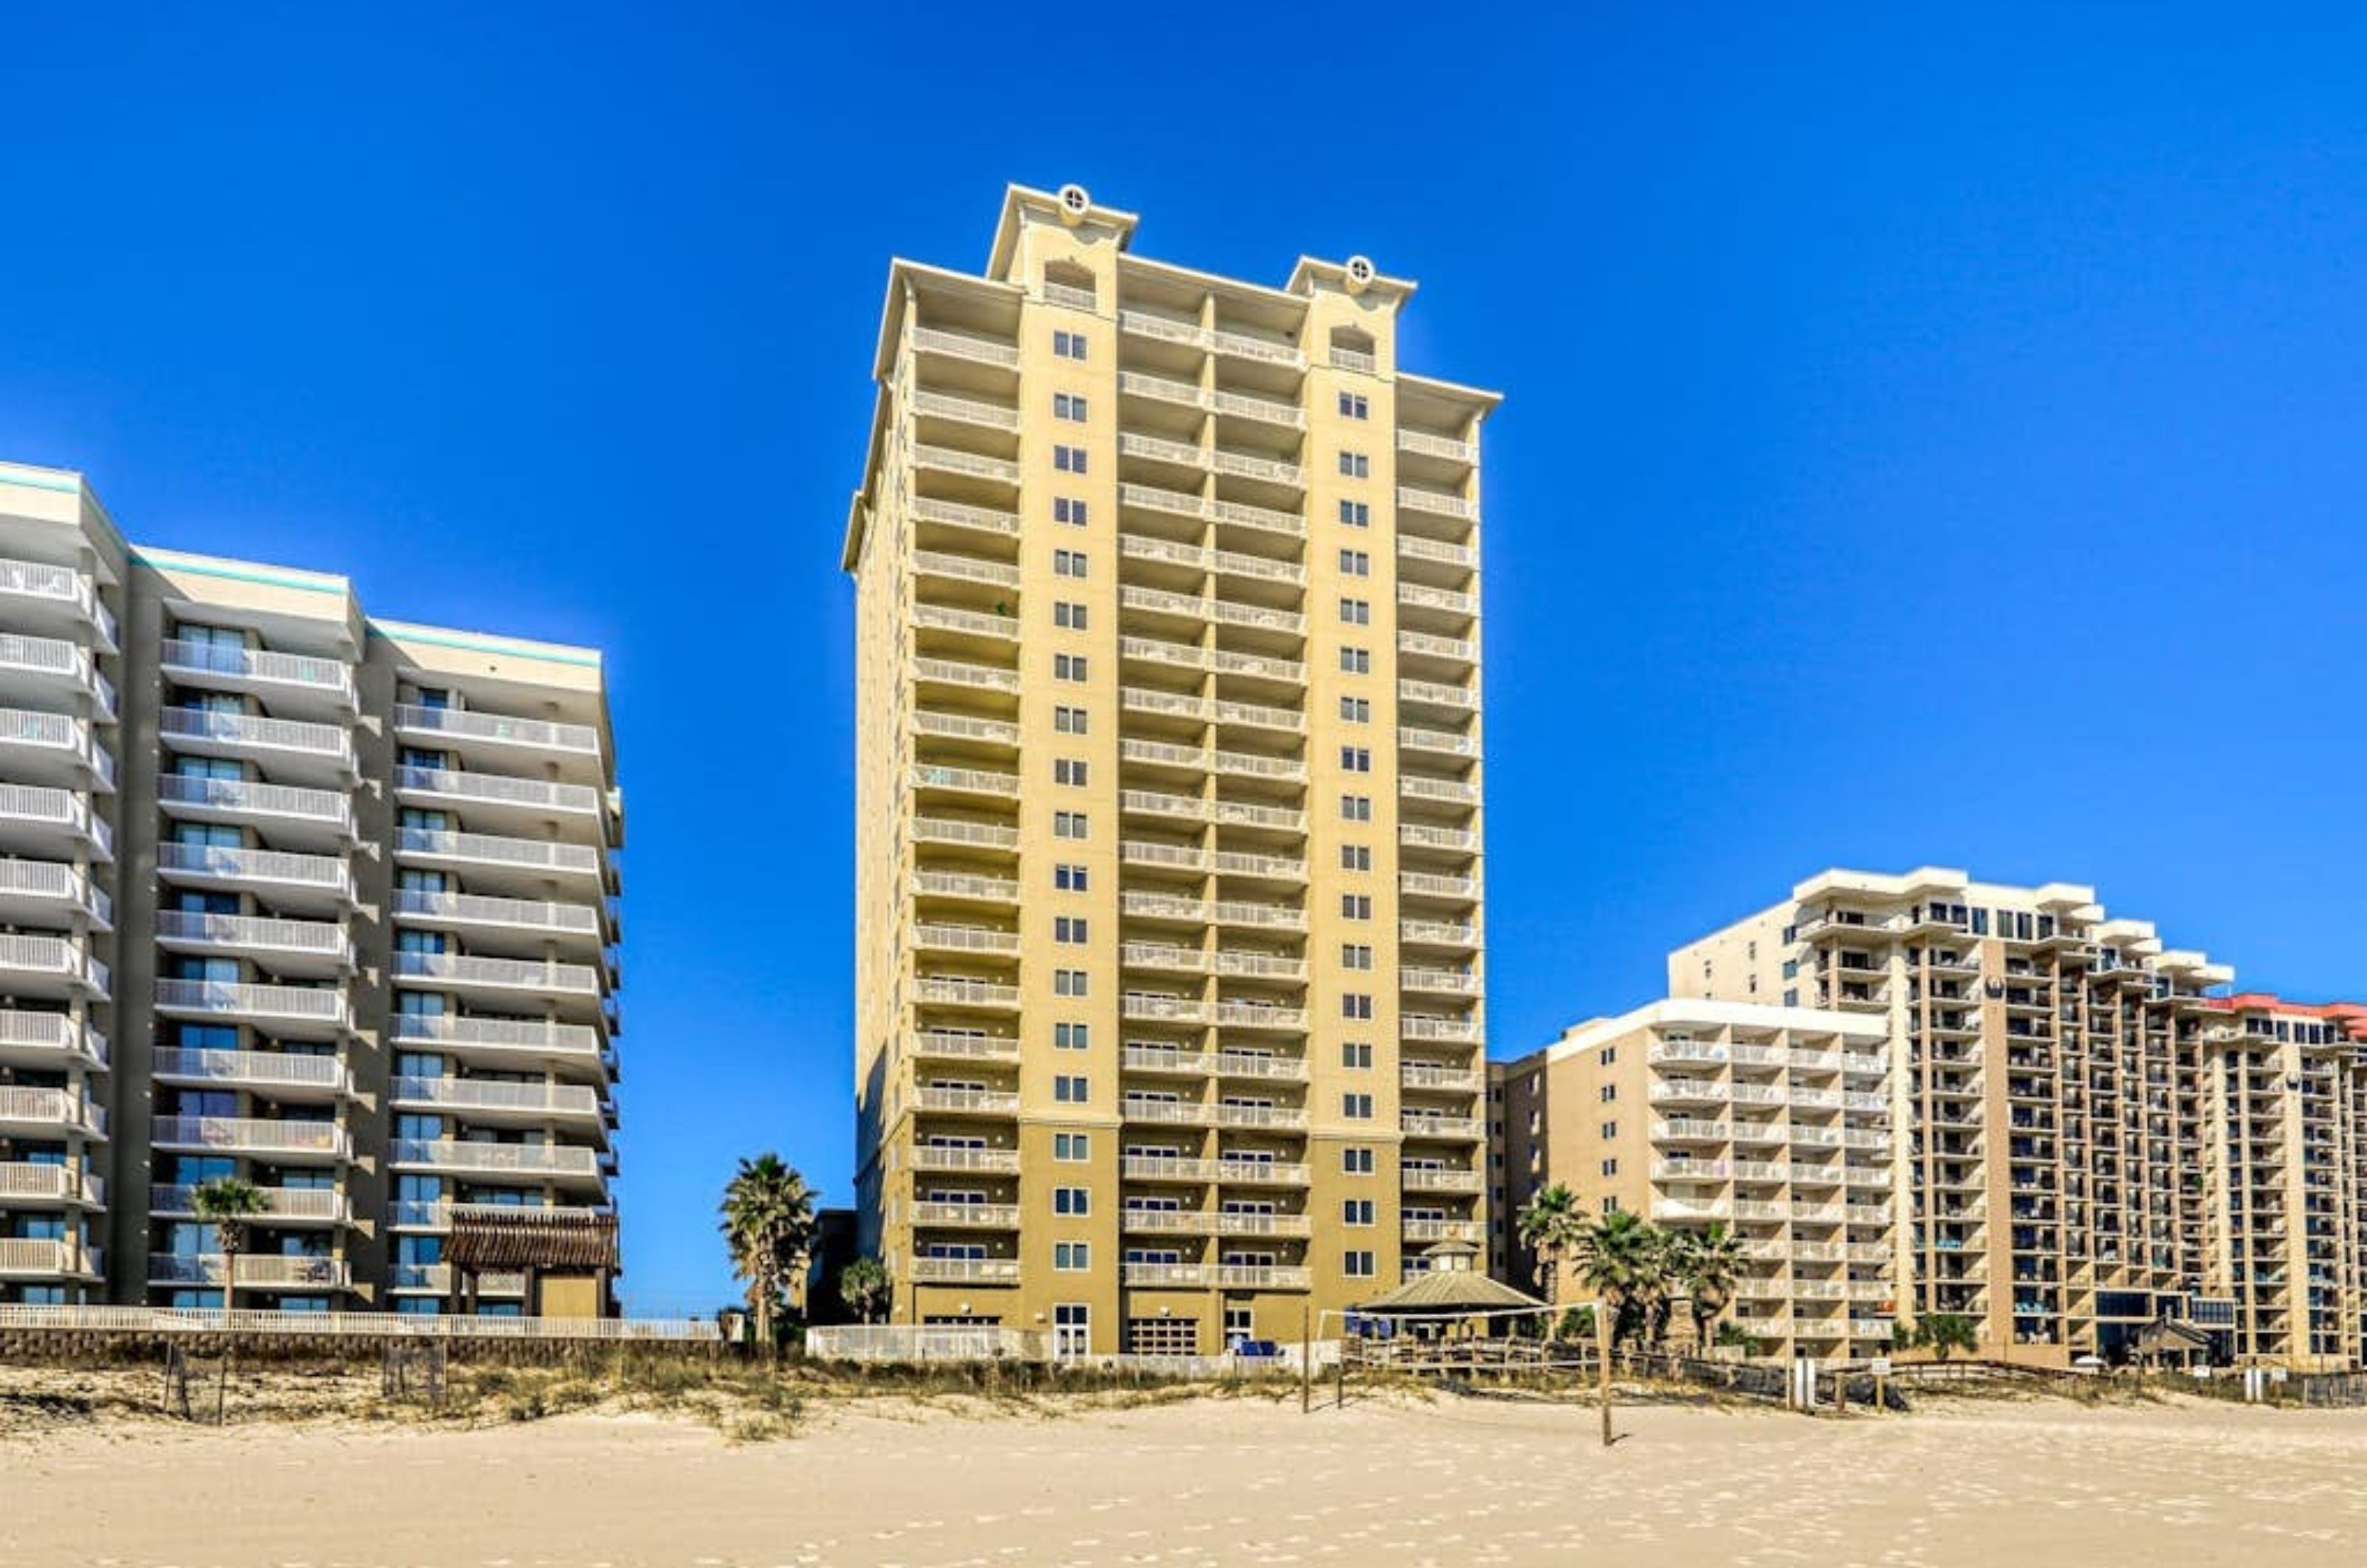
[3,1390,2363,1568]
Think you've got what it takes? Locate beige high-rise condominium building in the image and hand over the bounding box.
[1492,1000,1899,1360]
[1490,866,2365,1369]
[0,460,621,1315]
[845,185,1495,1356]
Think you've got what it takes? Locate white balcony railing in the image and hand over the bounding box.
[152,1048,348,1092]
[158,841,353,896]
[155,978,348,1026]
[159,706,354,765]
[152,1116,345,1157]
[394,704,602,757]
[160,640,354,700]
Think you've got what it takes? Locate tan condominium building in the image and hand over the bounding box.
[0,459,622,1317]
[1492,1000,1900,1362]
[1653,865,2367,1369]
[844,183,1496,1356]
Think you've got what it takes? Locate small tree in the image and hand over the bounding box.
[719,1155,817,1357]
[190,1176,269,1327]
[839,1257,891,1325]
[1917,1312,1978,1362]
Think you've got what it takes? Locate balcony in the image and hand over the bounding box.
[1124,1095,1215,1126]
[159,640,355,709]
[1215,1001,1306,1032]
[1215,1051,1309,1082]
[1403,1013,1479,1044]
[1401,875,1479,908]
[1402,1114,1485,1141]
[388,1139,605,1182]
[913,817,1019,854]
[393,703,604,768]
[911,1144,1021,1175]
[391,1075,607,1125]
[1403,1218,1486,1245]
[1402,1063,1484,1093]
[1216,1160,1310,1186]
[0,1237,100,1280]
[152,1115,345,1160]
[1214,1264,1311,1290]
[912,1200,1021,1229]
[0,631,113,717]
[909,1256,1021,1285]
[1123,1208,1217,1235]
[914,924,1021,959]
[148,1253,352,1290]
[1402,1167,1483,1193]
[0,556,112,646]
[393,889,606,950]
[390,1013,608,1069]
[0,1010,104,1072]
[0,706,115,791]
[156,910,352,974]
[394,828,608,893]
[158,841,354,911]
[394,950,603,1002]
[916,977,1021,1011]
[149,1183,347,1224]
[0,1159,101,1207]
[1122,1155,1221,1183]
[1213,1103,1308,1131]
[914,1086,1021,1116]
[394,766,608,831]
[911,496,1021,544]
[911,325,1019,369]
[1402,966,1479,996]
[912,1030,1019,1064]
[158,706,356,780]
[156,773,352,845]
[0,783,111,861]
[0,932,107,998]
[1121,1261,1209,1288]
[913,443,1019,489]
[154,978,349,1036]
[152,1047,350,1098]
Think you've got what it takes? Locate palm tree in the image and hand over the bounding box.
[1669,1223,1745,1354]
[190,1176,268,1327]
[838,1257,891,1325]
[1569,1209,1671,1447]
[719,1155,817,1356]
[1513,1183,1584,1332]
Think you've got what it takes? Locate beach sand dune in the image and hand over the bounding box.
[2,1393,2361,1567]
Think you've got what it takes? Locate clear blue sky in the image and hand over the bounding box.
[5,6,2363,1311]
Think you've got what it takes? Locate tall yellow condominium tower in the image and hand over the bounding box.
[844,184,1497,1356]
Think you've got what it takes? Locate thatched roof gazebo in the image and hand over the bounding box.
[445,1207,619,1319]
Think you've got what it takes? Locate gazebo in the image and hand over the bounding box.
[445,1207,619,1319]
[1348,1243,1547,1339]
